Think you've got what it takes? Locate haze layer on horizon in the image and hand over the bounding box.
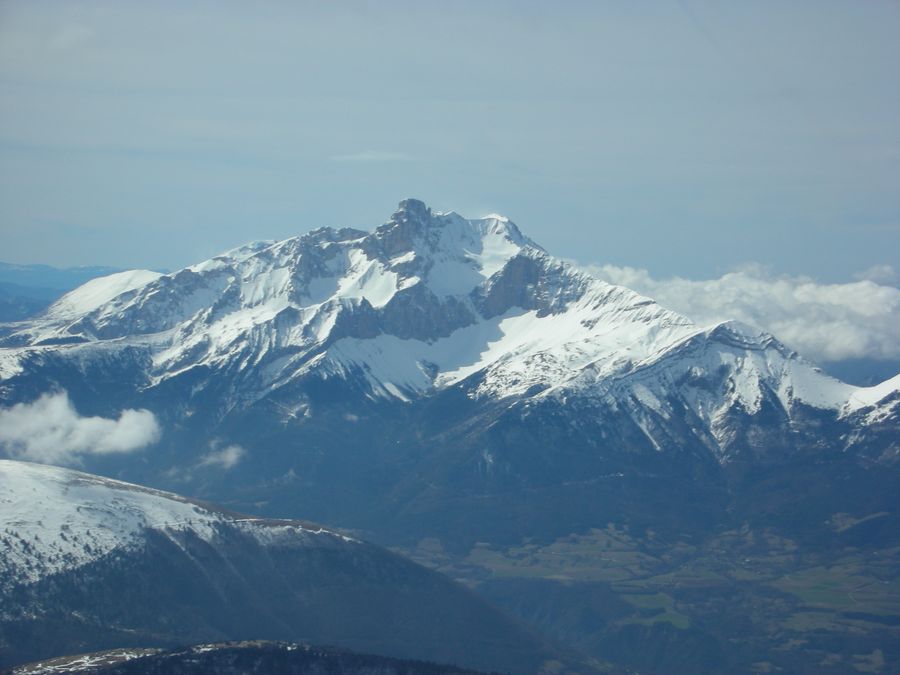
[0,0,898,282]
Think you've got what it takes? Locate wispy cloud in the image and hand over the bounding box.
[581,263,900,365]
[330,151,414,163]
[0,391,160,465]
[198,442,245,470]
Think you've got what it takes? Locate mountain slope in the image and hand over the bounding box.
[10,642,487,675]
[0,460,560,672]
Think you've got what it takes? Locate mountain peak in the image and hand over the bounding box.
[373,199,437,257]
[391,198,432,226]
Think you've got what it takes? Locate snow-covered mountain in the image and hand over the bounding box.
[0,459,352,587]
[0,459,556,672]
[0,199,898,550]
[1,199,895,458]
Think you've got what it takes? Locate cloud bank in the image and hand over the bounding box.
[0,392,160,465]
[582,263,900,365]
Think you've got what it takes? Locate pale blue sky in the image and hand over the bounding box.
[0,0,898,281]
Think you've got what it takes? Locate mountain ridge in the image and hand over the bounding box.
[0,198,895,468]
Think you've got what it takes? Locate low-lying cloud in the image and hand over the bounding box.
[582,263,900,365]
[0,392,160,465]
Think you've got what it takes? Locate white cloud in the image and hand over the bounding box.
[0,391,160,465]
[581,263,900,365]
[854,264,898,286]
[198,443,245,470]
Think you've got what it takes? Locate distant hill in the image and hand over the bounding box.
[0,263,122,321]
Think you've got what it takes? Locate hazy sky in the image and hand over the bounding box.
[1,0,898,281]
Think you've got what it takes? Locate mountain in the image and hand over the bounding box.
[0,200,896,515]
[1,199,899,671]
[0,460,561,673]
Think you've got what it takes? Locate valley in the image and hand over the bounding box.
[405,521,900,672]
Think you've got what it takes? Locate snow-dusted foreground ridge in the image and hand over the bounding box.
[0,460,557,673]
[0,459,351,587]
[0,198,896,467]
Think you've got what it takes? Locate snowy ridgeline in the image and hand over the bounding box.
[0,460,354,586]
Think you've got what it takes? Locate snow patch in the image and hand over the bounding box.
[845,373,900,413]
[47,270,162,320]
[0,460,354,586]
